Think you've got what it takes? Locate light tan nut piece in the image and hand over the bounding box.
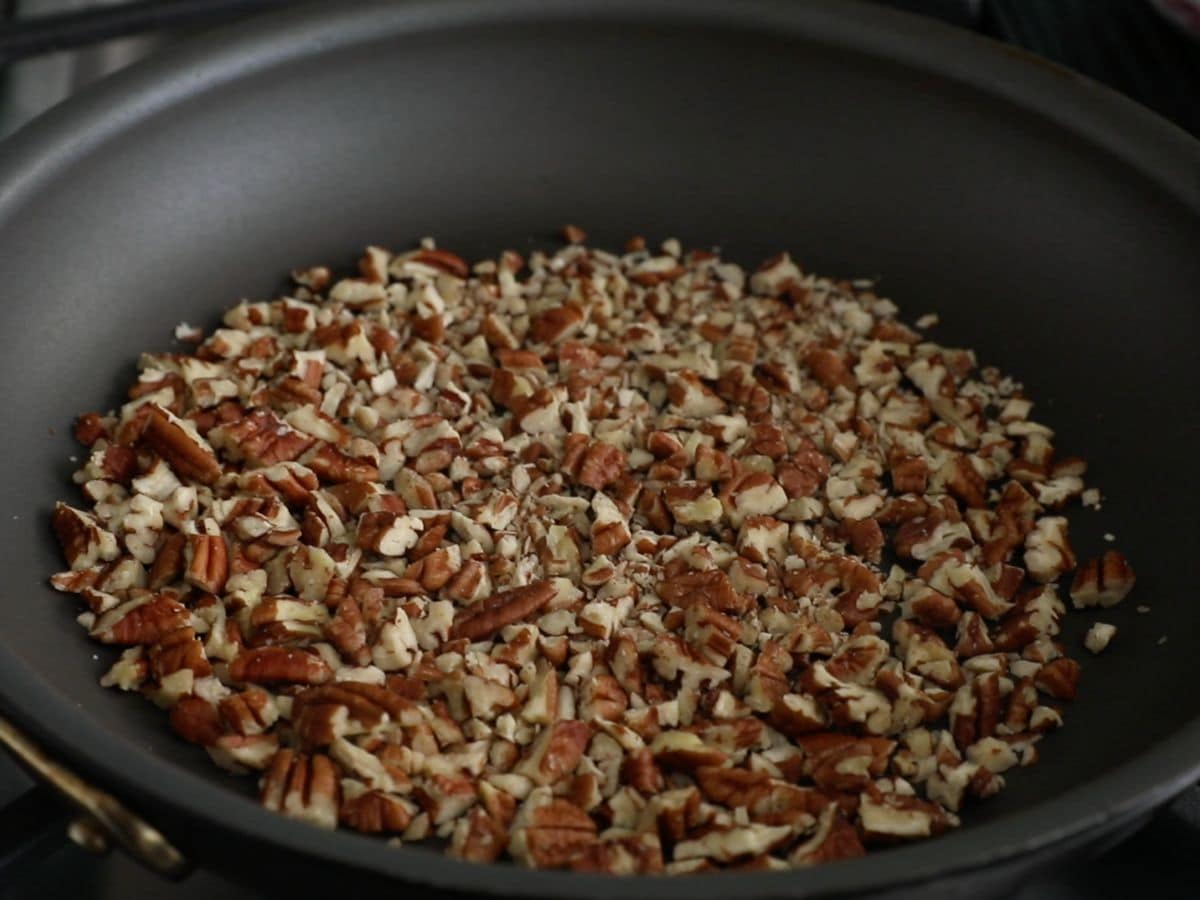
[1084,622,1117,655]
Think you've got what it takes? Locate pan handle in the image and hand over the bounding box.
[0,711,189,879]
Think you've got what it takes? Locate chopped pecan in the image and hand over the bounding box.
[508,793,597,869]
[52,235,1125,871]
[450,580,556,642]
[169,696,223,746]
[229,647,332,685]
[209,409,315,466]
[515,720,591,786]
[564,438,627,492]
[1070,550,1135,608]
[183,518,228,594]
[292,682,412,747]
[52,503,119,571]
[340,790,414,834]
[1035,657,1081,700]
[91,594,190,645]
[142,404,222,484]
[1024,516,1076,584]
[657,569,749,616]
[790,805,866,865]
[260,750,340,829]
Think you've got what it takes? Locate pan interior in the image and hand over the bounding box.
[0,0,1197,893]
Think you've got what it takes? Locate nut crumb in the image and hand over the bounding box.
[174,322,204,343]
[1083,622,1116,654]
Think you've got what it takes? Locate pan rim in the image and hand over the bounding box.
[1,0,1198,896]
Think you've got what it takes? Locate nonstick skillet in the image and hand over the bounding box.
[0,1,1198,897]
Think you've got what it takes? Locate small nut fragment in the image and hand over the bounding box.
[1083,622,1116,655]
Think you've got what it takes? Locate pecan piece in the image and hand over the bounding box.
[508,793,597,869]
[149,627,211,679]
[324,594,370,666]
[1035,657,1081,700]
[1070,550,1135,608]
[292,682,412,747]
[569,833,664,875]
[450,580,555,642]
[792,805,866,865]
[657,568,749,616]
[451,807,508,862]
[564,438,627,491]
[209,409,315,466]
[339,790,414,834]
[515,720,591,786]
[260,750,340,829]
[142,404,222,484]
[183,518,228,594]
[229,648,332,685]
[148,531,186,589]
[91,594,190,645]
[52,503,119,571]
[169,696,223,746]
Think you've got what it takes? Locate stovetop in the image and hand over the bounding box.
[1,1,1198,897]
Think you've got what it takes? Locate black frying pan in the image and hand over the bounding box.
[1,1,1198,897]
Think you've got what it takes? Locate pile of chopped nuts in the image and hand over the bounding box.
[50,229,1137,873]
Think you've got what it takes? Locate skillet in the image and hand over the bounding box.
[0,1,1198,896]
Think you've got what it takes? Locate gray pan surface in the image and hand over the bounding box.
[0,1,1198,896]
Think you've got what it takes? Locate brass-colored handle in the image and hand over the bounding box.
[0,711,189,878]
